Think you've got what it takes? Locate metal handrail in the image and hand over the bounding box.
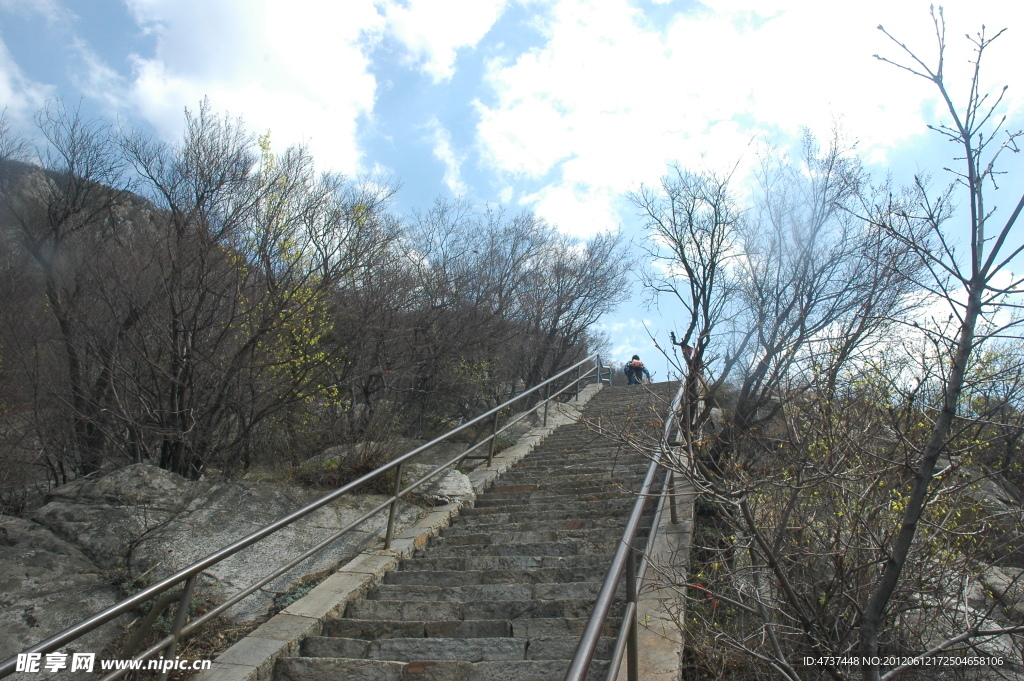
[563,378,687,681]
[0,353,608,680]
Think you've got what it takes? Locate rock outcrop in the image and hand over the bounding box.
[25,463,472,622]
[0,516,121,678]
[4,442,482,671]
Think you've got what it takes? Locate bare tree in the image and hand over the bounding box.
[856,9,1024,677]
[0,100,134,477]
[629,163,743,425]
[118,101,401,477]
[644,9,1024,681]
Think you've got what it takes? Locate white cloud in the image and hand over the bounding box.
[0,0,62,23]
[383,0,508,82]
[122,0,385,173]
[521,182,619,236]
[0,38,52,128]
[474,0,1024,236]
[428,117,468,195]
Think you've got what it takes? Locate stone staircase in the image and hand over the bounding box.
[274,382,678,681]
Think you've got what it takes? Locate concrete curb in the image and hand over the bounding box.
[616,481,694,680]
[193,383,603,681]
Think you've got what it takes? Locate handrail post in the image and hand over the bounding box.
[384,461,404,549]
[575,366,581,401]
[669,470,679,525]
[488,410,500,466]
[625,548,639,681]
[156,574,197,681]
[543,381,550,427]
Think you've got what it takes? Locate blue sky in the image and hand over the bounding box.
[3,0,1024,380]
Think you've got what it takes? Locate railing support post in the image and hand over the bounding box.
[543,382,550,427]
[626,548,639,681]
[669,471,679,525]
[157,574,197,681]
[575,366,581,401]
[488,411,500,467]
[384,461,404,549]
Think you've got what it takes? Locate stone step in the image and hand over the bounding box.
[460,505,636,522]
[474,490,633,507]
[497,462,646,476]
[300,634,615,663]
[479,485,638,501]
[430,527,632,548]
[444,516,631,534]
[513,444,637,456]
[346,597,624,621]
[323,616,621,640]
[399,553,616,572]
[325,618,511,640]
[274,657,611,681]
[368,581,613,603]
[303,636,526,662]
[493,460,636,473]
[458,501,636,521]
[414,538,629,558]
[487,470,642,488]
[384,566,609,587]
[491,473,641,488]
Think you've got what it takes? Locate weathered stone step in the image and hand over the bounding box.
[507,446,640,457]
[444,516,630,534]
[323,616,622,640]
[491,473,641,488]
[399,553,615,572]
[368,581,614,603]
[492,461,636,475]
[369,583,532,603]
[455,508,637,526]
[511,616,620,638]
[430,527,635,547]
[474,490,633,507]
[384,566,608,587]
[274,657,611,681]
[346,597,624,621]
[301,634,615,663]
[303,635,526,661]
[505,447,634,459]
[415,537,631,558]
[480,484,637,501]
[463,497,634,516]
[459,501,635,522]
[325,618,512,640]
[489,468,643,485]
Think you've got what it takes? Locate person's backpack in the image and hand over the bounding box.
[630,359,645,370]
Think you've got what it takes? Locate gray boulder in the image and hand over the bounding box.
[28,463,426,623]
[401,464,475,506]
[43,464,198,511]
[136,482,423,621]
[30,464,204,570]
[0,516,121,680]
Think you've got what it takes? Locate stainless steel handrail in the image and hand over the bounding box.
[563,379,686,681]
[0,353,608,680]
